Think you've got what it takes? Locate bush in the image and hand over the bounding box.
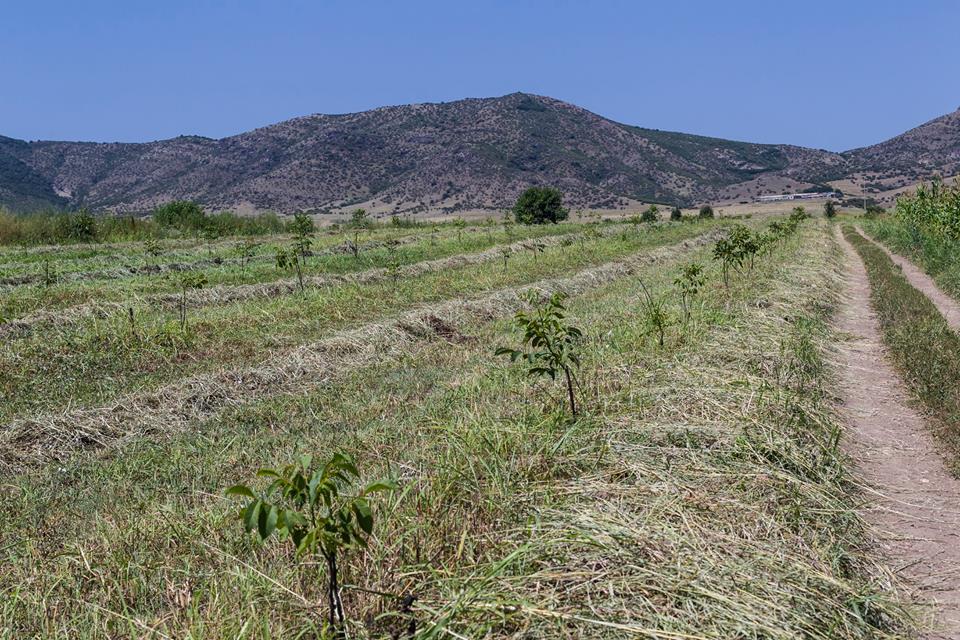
[513,187,568,225]
[824,200,837,218]
[699,205,715,219]
[670,206,683,221]
[640,205,659,223]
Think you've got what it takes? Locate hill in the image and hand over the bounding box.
[0,93,957,214]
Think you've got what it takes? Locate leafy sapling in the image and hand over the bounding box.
[453,218,466,244]
[500,246,512,269]
[227,452,397,636]
[638,280,671,347]
[276,246,306,293]
[144,238,163,268]
[496,292,583,418]
[674,262,705,325]
[291,212,315,258]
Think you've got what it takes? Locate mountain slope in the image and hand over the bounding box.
[0,94,956,214]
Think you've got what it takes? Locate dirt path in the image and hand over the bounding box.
[856,226,960,331]
[834,227,960,639]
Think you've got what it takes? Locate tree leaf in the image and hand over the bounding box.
[225,485,256,499]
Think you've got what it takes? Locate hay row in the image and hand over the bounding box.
[0,225,623,339]
[0,231,718,474]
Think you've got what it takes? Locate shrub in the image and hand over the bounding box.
[670,206,683,221]
[513,187,568,224]
[227,452,397,635]
[699,205,715,219]
[638,280,671,347]
[641,205,659,224]
[824,201,837,218]
[496,292,583,417]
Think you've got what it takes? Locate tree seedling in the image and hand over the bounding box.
[178,272,207,330]
[144,238,163,267]
[235,238,260,276]
[453,218,466,244]
[291,212,315,257]
[674,262,705,326]
[638,280,671,347]
[276,246,306,293]
[496,292,583,418]
[227,452,397,637]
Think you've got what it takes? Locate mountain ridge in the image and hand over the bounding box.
[1,93,957,214]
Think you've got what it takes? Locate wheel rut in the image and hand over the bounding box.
[834,226,960,639]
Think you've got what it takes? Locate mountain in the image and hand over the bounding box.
[0,93,957,215]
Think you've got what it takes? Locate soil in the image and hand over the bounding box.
[835,226,960,638]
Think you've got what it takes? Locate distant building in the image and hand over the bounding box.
[757,191,841,202]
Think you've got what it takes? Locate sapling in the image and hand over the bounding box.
[144,238,163,267]
[674,262,705,325]
[276,246,306,293]
[500,246,511,269]
[227,452,397,636]
[201,224,220,257]
[638,280,671,347]
[291,211,315,258]
[41,259,57,287]
[496,292,583,417]
[453,218,466,244]
[178,272,207,330]
[235,238,260,276]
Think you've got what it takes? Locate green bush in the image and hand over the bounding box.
[699,205,715,219]
[513,187,568,224]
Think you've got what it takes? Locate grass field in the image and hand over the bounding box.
[0,217,913,638]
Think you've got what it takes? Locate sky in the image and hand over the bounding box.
[2,0,958,151]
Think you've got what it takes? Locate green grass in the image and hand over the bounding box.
[0,219,912,638]
[844,225,960,474]
[0,222,720,424]
[0,223,577,320]
[861,216,960,302]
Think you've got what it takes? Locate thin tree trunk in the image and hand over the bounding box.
[564,366,577,417]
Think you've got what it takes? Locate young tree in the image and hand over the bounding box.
[349,208,370,229]
[824,200,837,218]
[674,262,705,325]
[496,292,583,417]
[453,218,467,243]
[699,204,715,219]
[670,206,683,221]
[513,187,568,225]
[227,452,397,636]
[291,212,315,256]
[641,205,659,223]
[178,273,207,330]
[638,280,671,347]
[276,246,306,293]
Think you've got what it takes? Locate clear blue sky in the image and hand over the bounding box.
[3,0,957,151]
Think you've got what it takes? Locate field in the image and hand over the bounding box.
[4,210,960,638]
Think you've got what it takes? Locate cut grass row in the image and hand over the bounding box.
[0,223,581,319]
[0,223,630,335]
[0,219,910,637]
[843,225,960,475]
[0,223,723,428]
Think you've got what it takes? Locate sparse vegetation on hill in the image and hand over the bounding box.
[1,95,956,215]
